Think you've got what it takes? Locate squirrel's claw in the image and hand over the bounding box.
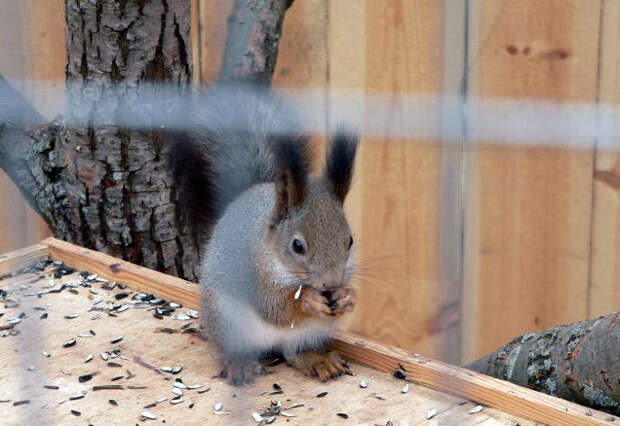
[286,350,350,382]
[325,287,356,316]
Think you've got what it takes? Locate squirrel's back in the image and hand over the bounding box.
[170,83,309,238]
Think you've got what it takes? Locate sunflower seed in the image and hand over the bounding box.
[78,333,93,338]
[284,403,304,410]
[13,400,30,406]
[213,402,223,412]
[79,374,94,383]
[170,396,183,405]
[186,384,203,390]
[84,354,93,363]
[70,391,86,400]
[107,362,122,368]
[186,310,199,318]
[93,385,124,391]
[172,388,183,396]
[468,405,484,414]
[40,313,48,319]
[110,336,123,344]
[156,397,168,403]
[111,375,124,381]
[169,302,181,309]
[116,304,129,313]
[174,381,187,389]
[426,409,437,420]
[198,386,211,394]
[42,351,51,358]
[171,366,183,374]
[280,411,296,418]
[175,313,190,321]
[337,412,349,419]
[64,313,79,319]
[8,318,21,325]
[44,384,59,390]
[294,284,302,300]
[86,274,98,281]
[62,339,76,348]
[252,412,263,422]
[359,380,368,388]
[109,399,118,406]
[71,409,81,416]
[141,411,157,420]
[401,384,409,393]
[265,416,276,424]
[316,392,328,398]
[27,365,35,371]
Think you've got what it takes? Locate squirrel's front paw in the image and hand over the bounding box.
[323,287,355,316]
[300,288,334,318]
[224,360,266,386]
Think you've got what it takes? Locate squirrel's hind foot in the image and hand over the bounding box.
[224,360,267,386]
[286,350,351,382]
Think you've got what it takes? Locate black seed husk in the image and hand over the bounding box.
[79,374,93,383]
[316,392,328,398]
[71,410,81,416]
[109,399,118,406]
[107,362,122,367]
[337,412,349,419]
[93,385,124,391]
[13,400,30,406]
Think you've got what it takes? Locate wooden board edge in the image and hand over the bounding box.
[40,238,200,310]
[0,243,48,278]
[330,332,613,426]
[32,238,615,426]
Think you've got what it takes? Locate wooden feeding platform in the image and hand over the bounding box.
[0,239,615,425]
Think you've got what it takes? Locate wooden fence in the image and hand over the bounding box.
[0,0,618,364]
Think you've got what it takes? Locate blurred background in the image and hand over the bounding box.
[0,0,618,366]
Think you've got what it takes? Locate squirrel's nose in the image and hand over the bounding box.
[320,272,342,289]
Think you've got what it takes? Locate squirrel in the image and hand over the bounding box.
[170,83,358,386]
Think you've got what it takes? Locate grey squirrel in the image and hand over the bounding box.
[170,83,358,385]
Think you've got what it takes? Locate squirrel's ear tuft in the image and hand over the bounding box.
[325,129,359,203]
[271,134,313,225]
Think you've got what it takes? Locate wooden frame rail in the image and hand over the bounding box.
[0,238,614,426]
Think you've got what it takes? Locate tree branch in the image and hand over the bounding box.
[467,311,620,415]
[219,0,294,83]
[0,75,59,223]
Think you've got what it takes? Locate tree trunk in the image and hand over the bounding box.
[0,0,292,280]
[467,311,620,415]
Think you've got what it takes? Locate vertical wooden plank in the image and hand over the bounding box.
[198,0,234,84]
[463,1,599,361]
[0,0,59,252]
[334,0,446,358]
[589,1,620,318]
[191,0,201,85]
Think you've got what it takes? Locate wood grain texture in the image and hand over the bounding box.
[0,243,48,277]
[0,0,58,253]
[589,0,620,318]
[0,265,531,426]
[7,239,613,425]
[462,1,599,362]
[344,1,446,360]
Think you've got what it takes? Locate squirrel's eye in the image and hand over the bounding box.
[292,238,305,254]
[348,236,354,250]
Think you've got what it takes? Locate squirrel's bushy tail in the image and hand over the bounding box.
[169,82,312,239]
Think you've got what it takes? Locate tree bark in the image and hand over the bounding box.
[467,311,620,415]
[0,0,293,280]
[219,0,294,82]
